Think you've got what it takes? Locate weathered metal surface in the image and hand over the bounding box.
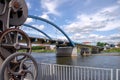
[0,0,28,31]
[0,0,38,80]
[0,28,31,58]
[0,53,38,80]
[9,0,28,26]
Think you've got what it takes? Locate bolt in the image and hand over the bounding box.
[13,1,19,9]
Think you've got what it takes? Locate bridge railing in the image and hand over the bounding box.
[116,69,120,80]
[25,63,113,80]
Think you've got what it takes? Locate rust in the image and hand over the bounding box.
[0,0,38,80]
[13,1,20,9]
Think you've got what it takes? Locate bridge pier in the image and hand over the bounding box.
[56,47,77,57]
[91,47,100,54]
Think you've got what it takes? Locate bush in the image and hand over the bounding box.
[103,48,120,53]
[32,46,45,50]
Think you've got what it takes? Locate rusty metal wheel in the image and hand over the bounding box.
[0,28,31,60]
[0,53,38,80]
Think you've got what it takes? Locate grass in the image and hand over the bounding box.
[18,46,56,53]
[103,48,120,53]
[32,49,56,53]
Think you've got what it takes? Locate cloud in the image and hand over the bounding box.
[97,20,120,31]
[26,2,31,9]
[40,14,51,20]
[65,5,120,33]
[32,25,45,30]
[71,33,86,40]
[63,4,120,43]
[71,33,106,42]
[71,33,120,43]
[40,0,65,21]
[72,32,120,44]
[25,18,33,24]
[110,33,120,40]
[40,0,60,15]
[21,24,45,37]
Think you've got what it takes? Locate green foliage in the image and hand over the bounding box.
[97,42,106,47]
[32,46,45,50]
[31,46,55,53]
[32,49,55,53]
[19,46,55,53]
[103,48,120,53]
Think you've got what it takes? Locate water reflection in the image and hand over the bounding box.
[32,53,120,69]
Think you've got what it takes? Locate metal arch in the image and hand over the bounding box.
[28,15,75,47]
[23,24,52,40]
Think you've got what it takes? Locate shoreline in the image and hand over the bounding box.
[92,52,120,56]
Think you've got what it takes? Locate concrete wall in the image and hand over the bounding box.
[56,47,77,57]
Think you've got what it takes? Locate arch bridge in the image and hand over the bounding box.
[22,15,77,56]
[22,15,101,56]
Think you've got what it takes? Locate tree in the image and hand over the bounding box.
[97,42,106,47]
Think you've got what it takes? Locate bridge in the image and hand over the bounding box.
[20,15,101,56]
[0,0,104,80]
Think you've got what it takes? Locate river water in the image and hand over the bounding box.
[31,52,120,69]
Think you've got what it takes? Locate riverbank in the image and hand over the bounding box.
[103,48,120,52]
[32,49,55,53]
[92,52,120,56]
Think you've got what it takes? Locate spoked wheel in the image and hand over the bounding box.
[0,28,31,59]
[0,53,38,80]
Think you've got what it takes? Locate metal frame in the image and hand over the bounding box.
[0,0,38,80]
[26,63,114,80]
[23,24,52,40]
[116,69,120,80]
[28,15,75,47]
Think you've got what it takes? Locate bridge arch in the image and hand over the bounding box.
[27,15,75,47]
[23,24,52,40]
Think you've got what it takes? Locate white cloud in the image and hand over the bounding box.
[25,18,33,24]
[88,34,106,41]
[71,33,107,43]
[41,0,60,15]
[63,4,120,43]
[57,36,67,41]
[32,25,45,30]
[110,33,120,40]
[26,2,31,9]
[71,33,86,40]
[97,20,120,31]
[40,0,65,21]
[22,24,45,37]
[40,14,51,20]
[65,5,120,33]
[72,33,120,43]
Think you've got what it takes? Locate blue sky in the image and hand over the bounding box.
[22,0,120,44]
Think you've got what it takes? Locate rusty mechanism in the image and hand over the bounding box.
[0,0,38,80]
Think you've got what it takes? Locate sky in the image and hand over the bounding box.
[22,0,120,45]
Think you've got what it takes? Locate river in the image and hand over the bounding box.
[32,52,120,69]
